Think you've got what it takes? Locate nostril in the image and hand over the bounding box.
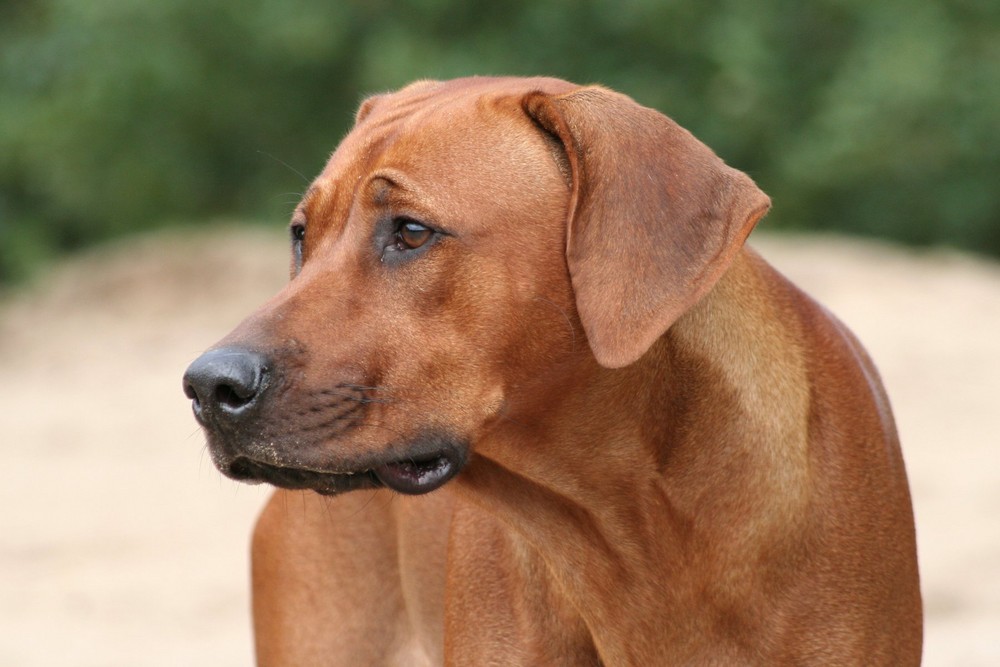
[182,347,270,420]
[214,382,255,410]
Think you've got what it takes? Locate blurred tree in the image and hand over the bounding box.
[1,0,997,283]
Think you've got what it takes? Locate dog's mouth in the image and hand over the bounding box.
[226,457,381,495]
[224,444,466,496]
[373,454,461,494]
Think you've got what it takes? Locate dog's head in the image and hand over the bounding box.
[183,77,769,495]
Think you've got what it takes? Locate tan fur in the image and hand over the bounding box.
[191,77,921,665]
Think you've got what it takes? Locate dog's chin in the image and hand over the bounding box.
[216,433,468,496]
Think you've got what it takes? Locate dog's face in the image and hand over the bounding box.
[183,78,581,495]
[183,77,768,496]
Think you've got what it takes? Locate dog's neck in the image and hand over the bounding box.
[454,249,813,663]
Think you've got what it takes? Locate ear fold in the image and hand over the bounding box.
[523,87,771,368]
[355,94,384,124]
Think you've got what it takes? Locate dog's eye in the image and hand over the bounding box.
[395,219,432,250]
[380,217,440,264]
[290,223,305,273]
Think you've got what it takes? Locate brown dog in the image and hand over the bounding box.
[183,77,922,665]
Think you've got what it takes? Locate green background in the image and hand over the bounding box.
[2,0,997,283]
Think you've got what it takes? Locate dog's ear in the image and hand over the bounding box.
[523,87,771,368]
[355,94,384,124]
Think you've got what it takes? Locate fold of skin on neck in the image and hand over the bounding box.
[451,249,817,664]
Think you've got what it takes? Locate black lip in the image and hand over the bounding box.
[226,458,382,496]
[373,449,463,495]
[220,432,468,496]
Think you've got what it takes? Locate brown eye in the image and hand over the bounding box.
[397,220,432,250]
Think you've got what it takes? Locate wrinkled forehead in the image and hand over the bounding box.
[299,77,575,214]
[358,76,576,127]
[334,77,574,169]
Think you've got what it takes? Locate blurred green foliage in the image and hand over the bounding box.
[1,0,997,282]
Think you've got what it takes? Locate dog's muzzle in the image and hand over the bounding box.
[183,347,467,495]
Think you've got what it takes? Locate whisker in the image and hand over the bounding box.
[350,489,381,519]
[315,390,393,405]
[338,383,389,392]
[321,495,337,522]
[257,150,310,184]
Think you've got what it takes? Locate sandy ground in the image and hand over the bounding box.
[1,225,997,666]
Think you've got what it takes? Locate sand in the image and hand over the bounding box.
[1,226,997,665]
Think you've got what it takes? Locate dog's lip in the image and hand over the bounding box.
[372,450,463,495]
[224,444,466,496]
[226,457,381,496]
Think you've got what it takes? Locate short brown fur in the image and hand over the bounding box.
[188,77,921,665]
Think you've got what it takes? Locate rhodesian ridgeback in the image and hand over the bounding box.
[183,76,922,665]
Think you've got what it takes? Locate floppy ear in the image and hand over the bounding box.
[523,87,771,368]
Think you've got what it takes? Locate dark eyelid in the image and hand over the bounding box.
[368,174,450,236]
[391,214,451,239]
[396,216,426,229]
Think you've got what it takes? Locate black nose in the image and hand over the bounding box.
[183,347,269,422]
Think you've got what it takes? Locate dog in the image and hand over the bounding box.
[183,76,922,665]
